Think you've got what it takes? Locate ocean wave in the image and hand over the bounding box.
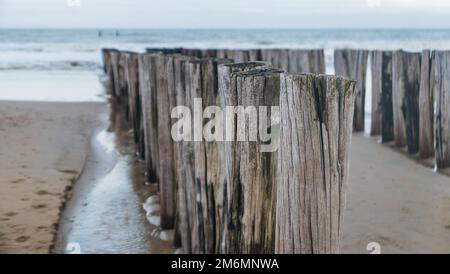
[0,60,101,71]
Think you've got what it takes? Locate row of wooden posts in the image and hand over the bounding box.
[335,49,450,169]
[101,47,355,254]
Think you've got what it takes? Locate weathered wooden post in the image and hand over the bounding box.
[224,68,283,254]
[419,50,434,159]
[109,49,121,98]
[146,47,183,54]
[371,51,394,142]
[217,62,271,254]
[334,49,368,132]
[154,54,179,229]
[102,48,117,95]
[138,53,160,184]
[276,74,356,254]
[287,49,326,74]
[179,58,233,253]
[431,50,450,169]
[261,49,289,71]
[392,50,421,153]
[124,52,145,159]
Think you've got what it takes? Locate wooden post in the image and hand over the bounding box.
[276,74,356,254]
[261,49,289,71]
[155,54,179,229]
[217,62,271,254]
[392,50,421,153]
[287,49,326,74]
[124,52,145,159]
[419,50,434,159]
[431,50,450,169]
[181,58,233,253]
[334,49,369,132]
[102,48,117,95]
[109,50,121,98]
[146,47,183,54]
[224,68,283,254]
[371,50,394,139]
[138,53,160,183]
[370,51,382,136]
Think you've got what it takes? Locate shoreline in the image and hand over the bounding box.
[0,100,104,253]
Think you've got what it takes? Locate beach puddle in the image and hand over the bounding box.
[53,104,174,254]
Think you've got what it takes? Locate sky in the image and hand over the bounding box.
[1,0,450,29]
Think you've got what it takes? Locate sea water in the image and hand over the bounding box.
[1,28,450,103]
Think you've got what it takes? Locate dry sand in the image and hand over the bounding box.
[0,101,104,254]
[342,133,450,254]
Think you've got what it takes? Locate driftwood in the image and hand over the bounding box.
[124,52,145,159]
[431,51,450,169]
[419,50,434,159]
[138,53,160,184]
[276,74,356,254]
[288,49,326,74]
[217,62,272,254]
[334,49,368,132]
[392,50,421,153]
[224,68,283,254]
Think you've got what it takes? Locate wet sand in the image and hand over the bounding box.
[53,104,174,254]
[342,133,450,254]
[0,101,103,253]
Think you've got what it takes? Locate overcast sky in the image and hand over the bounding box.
[1,0,450,29]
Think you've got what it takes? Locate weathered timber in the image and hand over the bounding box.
[168,54,195,249]
[419,50,434,158]
[261,49,289,71]
[371,51,394,138]
[276,73,356,254]
[102,48,117,95]
[109,50,121,98]
[392,50,421,153]
[155,54,178,229]
[138,53,160,183]
[217,62,271,254]
[146,47,183,54]
[287,49,326,74]
[431,51,450,169]
[226,68,283,254]
[182,58,233,253]
[124,52,145,159]
[334,49,369,132]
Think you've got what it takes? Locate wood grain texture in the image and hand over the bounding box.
[261,49,289,71]
[392,50,421,153]
[287,49,326,74]
[334,49,368,132]
[217,62,272,254]
[138,53,160,184]
[276,73,356,254]
[124,52,145,159]
[370,51,382,136]
[431,50,450,169]
[419,50,434,159]
[183,58,233,253]
[155,54,177,229]
[227,68,283,254]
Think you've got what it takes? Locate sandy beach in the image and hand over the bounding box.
[343,134,450,254]
[0,101,104,254]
